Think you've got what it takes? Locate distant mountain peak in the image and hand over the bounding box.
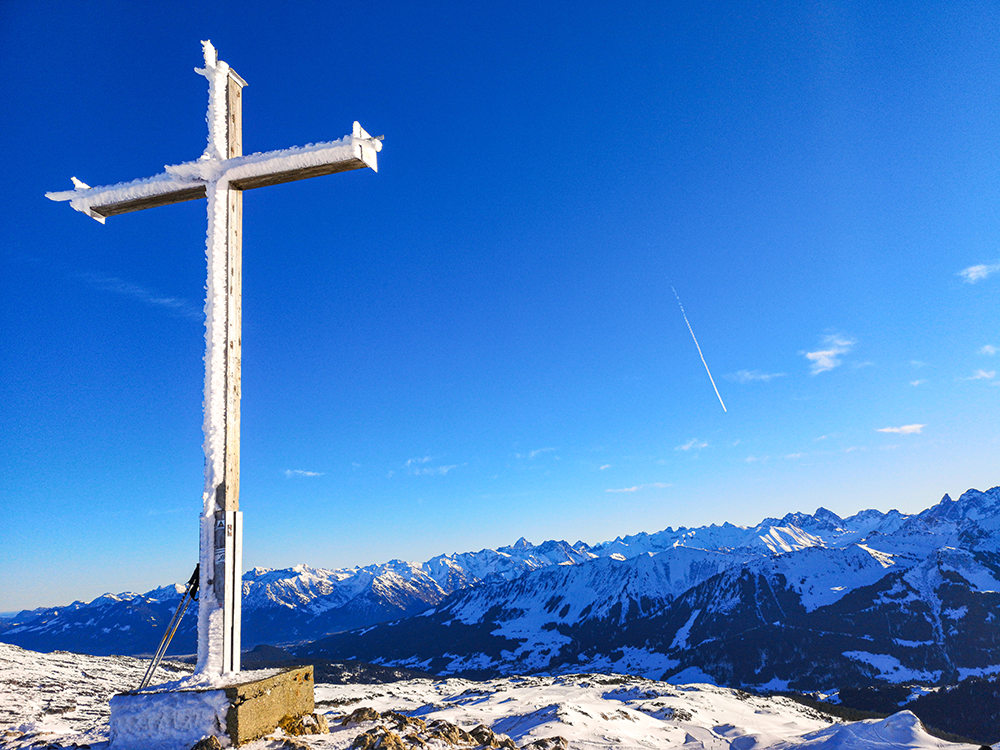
[813,506,844,526]
[921,486,1000,524]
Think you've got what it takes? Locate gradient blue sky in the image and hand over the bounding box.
[2,1,998,611]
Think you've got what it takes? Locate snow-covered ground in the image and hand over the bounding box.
[0,644,981,750]
[0,644,192,748]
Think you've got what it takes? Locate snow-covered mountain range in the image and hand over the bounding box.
[4,487,1000,693]
[0,538,595,656]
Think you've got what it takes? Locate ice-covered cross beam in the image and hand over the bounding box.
[45,41,381,679]
[46,121,381,223]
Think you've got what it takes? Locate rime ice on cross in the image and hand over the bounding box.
[47,42,381,676]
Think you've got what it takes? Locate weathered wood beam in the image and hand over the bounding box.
[91,185,208,218]
[218,62,244,677]
[229,157,370,191]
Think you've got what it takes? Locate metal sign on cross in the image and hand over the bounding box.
[47,41,381,676]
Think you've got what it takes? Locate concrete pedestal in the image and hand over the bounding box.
[109,666,314,750]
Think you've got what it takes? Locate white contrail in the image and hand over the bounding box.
[671,286,727,413]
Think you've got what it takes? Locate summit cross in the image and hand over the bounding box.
[47,42,381,676]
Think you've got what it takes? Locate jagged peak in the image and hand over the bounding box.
[958,486,1000,506]
[93,592,136,604]
[534,539,568,552]
[920,486,1000,522]
[813,506,844,525]
[508,537,532,550]
[144,583,186,599]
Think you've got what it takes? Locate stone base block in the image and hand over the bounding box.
[224,666,314,744]
[110,666,314,750]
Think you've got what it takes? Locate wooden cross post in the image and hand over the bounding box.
[47,41,381,676]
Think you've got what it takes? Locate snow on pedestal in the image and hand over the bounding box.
[109,690,229,750]
[109,667,315,750]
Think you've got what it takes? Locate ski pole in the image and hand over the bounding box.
[137,564,199,690]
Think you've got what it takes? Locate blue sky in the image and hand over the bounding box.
[2,1,998,611]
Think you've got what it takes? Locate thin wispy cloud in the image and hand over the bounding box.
[729,370,786,383]
[413,464,458,476]
[515,447,556,459]
[284,469,324,478]
[605,482,671,493]
[964,369,996,381]
[599,464,611,471]
[958,262,1000,284]
[404,456,459,476]
[784,453,804,460]
[80,271,201,320]
[803,334,854,374]
[876,424,925,435]
[910,380,927,387]
[981,345,997,356]
[745,455,769,463]
[676,439,708,451]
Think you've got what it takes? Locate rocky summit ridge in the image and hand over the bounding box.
[3,487,1000,692]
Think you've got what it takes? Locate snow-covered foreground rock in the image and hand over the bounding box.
[312,676,938,750]
[0,644,978,750]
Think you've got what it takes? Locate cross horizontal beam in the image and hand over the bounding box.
[229,155,369,191]
[93,185,208,218]
[46,123,381,223]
